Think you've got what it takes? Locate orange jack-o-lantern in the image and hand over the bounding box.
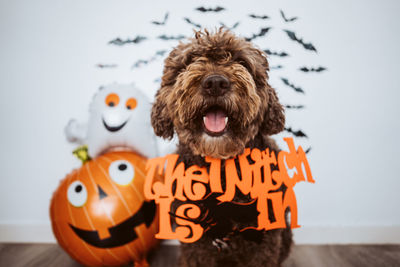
[50,151,159,266]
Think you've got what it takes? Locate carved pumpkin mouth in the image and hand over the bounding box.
[69,200,156,248]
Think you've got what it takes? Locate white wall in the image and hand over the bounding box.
[0,0,399,244]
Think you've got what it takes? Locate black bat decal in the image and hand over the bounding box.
[263,49,289,57]
[285,127,308,138]
[299,66,327,72]
[284,30,317,52]
[245,27,271,41]
[155,50,167,56]
[131,50,167,69]
[131,59,148,69]
[151,12,169,25]
[219,21,240,30]
[96,64,118,68]
[281,77,305,94]
[248,14,269,19]
[108,36,147,46]
[183,17,201,28]
[284,104,305,109]
[196,6,225,12]
[158,34,185,41]
[271,65,283,70]
[280,10,298,22]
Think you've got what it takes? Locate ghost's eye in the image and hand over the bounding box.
[105,93,120,107]
[109,160,135,185]
[67,181,88,207]
[125,98,137,110]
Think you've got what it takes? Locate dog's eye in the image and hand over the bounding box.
[237,60,256,75]
[238,60,250,69]
[105,93,120,107]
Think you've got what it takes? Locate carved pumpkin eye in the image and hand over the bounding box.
[67,181,88,207]
[109,160,135,185]
[125,98,137,110]
[105,93,120,107]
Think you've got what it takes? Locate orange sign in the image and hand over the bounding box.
[144,137,315,243]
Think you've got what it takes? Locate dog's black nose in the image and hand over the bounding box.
[201,75,231,96]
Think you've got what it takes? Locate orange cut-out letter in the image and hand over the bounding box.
[144,157,167,199]
[283,187,300,228]
[184,165,209,201]
[175,204,204,243]
[155,197,177,240]
[163,154,187,201]
[279,137,314,188]
[206,156,223,193]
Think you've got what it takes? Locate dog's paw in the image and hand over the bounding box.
[212,238,229,251]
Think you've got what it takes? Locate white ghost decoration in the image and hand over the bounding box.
[65,83,159,158]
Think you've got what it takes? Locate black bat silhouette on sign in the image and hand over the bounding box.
[248,14,269,19]
[169,194,263,243]
[96,64,118,69]
[284,30,317,52]
[280,10,298,22]
[109,36,147,46]
[158,34,185,41]
[281,77,305,94]
[196,6,225,12]
[151,12,169,25]
[263,49,289,57]
[183,17,201,28]
[219,21,240,30]
[245,27,271,41]
[284,105,305,109]
[299,66,327,72]
[285,127,308,138]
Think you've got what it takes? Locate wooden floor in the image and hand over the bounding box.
[0,243,399,267]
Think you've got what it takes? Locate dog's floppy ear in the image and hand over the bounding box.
[261,87,285,135]
[151,42,193,139]
[151,88,174,139]
[249,48,285,135]
[243,47,285,136]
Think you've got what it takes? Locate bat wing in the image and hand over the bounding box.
[196,7,207,12]
[184,17,201,28]
[285,127,308,138]
[284,30,298,41]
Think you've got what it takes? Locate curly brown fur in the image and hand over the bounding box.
[151,29,291,267]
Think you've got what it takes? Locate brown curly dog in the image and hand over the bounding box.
[151,29,292,267]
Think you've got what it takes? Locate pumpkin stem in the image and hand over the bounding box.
[72,145,91,164]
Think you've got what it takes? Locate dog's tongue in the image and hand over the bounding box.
[203,109,227,133]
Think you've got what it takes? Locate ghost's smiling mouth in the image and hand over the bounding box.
[103,118,129,132]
